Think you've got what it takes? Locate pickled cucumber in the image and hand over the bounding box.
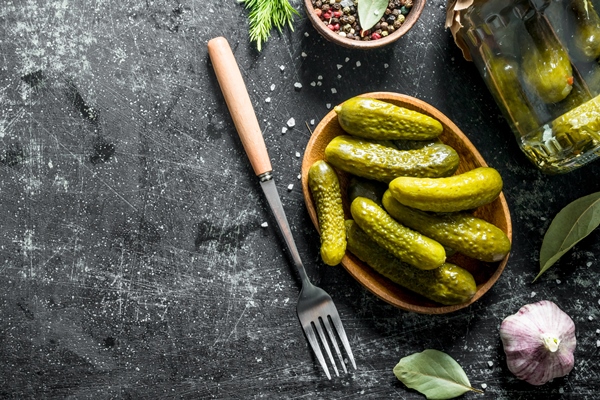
[347,176,387,206]
[308,160,346,266]
[334,97,443,140]
[350,196,446,270]
[572,0,600,60]
[388,167,503,212]
[345,220,477,306]
[324,135,460,183]
[522,35,573,104]
[382,191,511,262]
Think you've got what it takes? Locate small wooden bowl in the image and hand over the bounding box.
[304,0,426,50]
[301,92,512,314]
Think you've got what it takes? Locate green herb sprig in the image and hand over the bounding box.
[239,0,299,51]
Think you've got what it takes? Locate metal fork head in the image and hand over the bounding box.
[297,283,356,379]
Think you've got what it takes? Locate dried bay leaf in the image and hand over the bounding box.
[535,191,600,281]
[357,0,388,31]
[393,349,481,400]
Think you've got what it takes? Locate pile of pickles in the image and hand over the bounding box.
[459,0,600,173]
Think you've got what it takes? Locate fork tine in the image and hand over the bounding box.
[314,319,339,377]
[322,316,347,374]
[331,314,357,370]
[302,323,331,379]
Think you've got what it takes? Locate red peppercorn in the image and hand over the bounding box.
[323,12,332,19]
[327,24,336,30]
[371,32,381,40]
[315,8,322,17]
[333,11,342,18]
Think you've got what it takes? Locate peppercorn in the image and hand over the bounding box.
[332,3,342,10]
[342,6,350,14]
[347,15,355,24]
[393,19,403,29]
[386,14,396,24]
[321,4,330,11]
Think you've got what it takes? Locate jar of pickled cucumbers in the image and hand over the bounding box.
[447,0,600,174]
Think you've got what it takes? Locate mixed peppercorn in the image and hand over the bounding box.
[310,0,414,41]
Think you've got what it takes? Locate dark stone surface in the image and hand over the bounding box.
[1,1,599,399]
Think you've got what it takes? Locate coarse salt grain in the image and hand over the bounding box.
[270,84,276,91]
[281,127,288,134]
[294,82,302,90]
[287,118,296,127]
[481,383,487,390]
[487,361,493,367]
[265,97,271,103]
[297,174,301,179]
[280,65,285,71]
[589,315,594,321]
[318,75,323,80]
[337,64,343,69]
[261,222,268,228]
[384,63,389,68]
[311,81,316,87]
[287,184,294,191]
[304,32,309,37]
[326,103,332,109]
[310,119,315,125]
[356,61,361,67]
[345,57,350,62]
[531,292,536,297]
[331,88,337,94]
[597,340,600,347]
[317,81,323,86]
[295,151,301,158]
[302,52,307,57]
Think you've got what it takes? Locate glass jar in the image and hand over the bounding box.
[456,0,600,174]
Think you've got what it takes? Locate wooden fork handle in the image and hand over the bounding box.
[207,36,272,177]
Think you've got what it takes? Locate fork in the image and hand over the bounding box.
[207,36,356,379]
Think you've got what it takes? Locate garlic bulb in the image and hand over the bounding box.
[499,300,576,386]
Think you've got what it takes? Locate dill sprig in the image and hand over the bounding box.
[239,0,299,51]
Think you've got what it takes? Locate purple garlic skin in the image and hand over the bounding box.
[499,300,576,386]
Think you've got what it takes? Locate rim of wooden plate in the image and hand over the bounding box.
[301,92,512,314]
[303,0,426,50]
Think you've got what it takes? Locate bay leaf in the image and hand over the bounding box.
[535,191,600,281]
[393,349,481,400]
[357,0,388,31]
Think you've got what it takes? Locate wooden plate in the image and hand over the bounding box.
[301,92,512,314]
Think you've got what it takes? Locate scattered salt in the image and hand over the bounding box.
[317,81,323,86]
[265,97,271,103]
[287,184,294,191]
[326,103,332,109]
[294,82,302,90]
[280,65,285,71]
[331,88,337,94]
[310,119,315,125]
[287,117,296,128]
[587,261,593,267]
[337,74,342,79]
[295,151,301,158]
[559,388,565,394]
[531,291,537,298]
[556,279,561,284]
[261,222,269,228]
[317,75,323,80]
[301,52,307,57]
[304,32,310,37]
[487,361,493,367]
[310,81,316,87]
[597,340,600,348]
[384,63,389,68]
[345,57,350,62]
[481,383,487,390]
[270,84,276,91]
[281,127,288,134]
[356,61,361,67]
[297,174,301,180]
[337,64,343,69]
[589,315,594,321]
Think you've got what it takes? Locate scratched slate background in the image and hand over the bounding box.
[1,0,599,399]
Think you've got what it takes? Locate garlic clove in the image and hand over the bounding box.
[499,300,576,386]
